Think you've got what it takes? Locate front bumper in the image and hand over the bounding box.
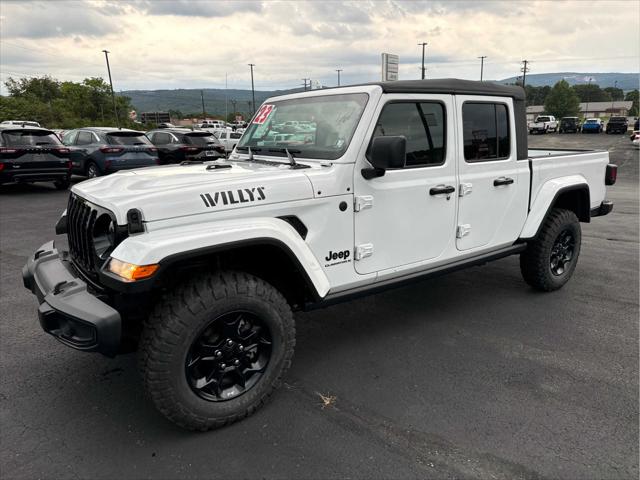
[590,200,614,218]
[22,241,121,357]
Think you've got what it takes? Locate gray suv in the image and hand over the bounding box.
[62,127,159,178]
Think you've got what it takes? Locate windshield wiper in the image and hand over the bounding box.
[267,148,309,169]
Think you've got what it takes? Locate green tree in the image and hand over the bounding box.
[625,89,639,116]
[2,75,138,129]
[525,85,551,106]
[572,83,609,103]
[544,80,581,118]
[603,87,624,101]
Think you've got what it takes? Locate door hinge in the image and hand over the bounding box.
[354,195,374,212]
[459,183,473,197]
[456,224,471,238]
[355,243,374,260]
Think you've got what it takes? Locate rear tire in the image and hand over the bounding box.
[86,162,100,178]
[520,208,581,292]
[138,270,295,431]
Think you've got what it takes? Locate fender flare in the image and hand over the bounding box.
[102,217,330,299]
[520,178,590,239]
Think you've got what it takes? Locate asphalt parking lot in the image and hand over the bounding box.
[1,132,638,479]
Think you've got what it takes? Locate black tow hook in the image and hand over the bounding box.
[53,281,69,295]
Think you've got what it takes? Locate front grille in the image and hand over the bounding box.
[67,194,99,273]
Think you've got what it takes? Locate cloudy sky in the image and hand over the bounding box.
[1,0,638,94]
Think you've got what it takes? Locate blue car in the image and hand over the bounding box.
[62,127,159,178]
[581,118,603,134]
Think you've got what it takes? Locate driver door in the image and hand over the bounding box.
[353,94,457,275]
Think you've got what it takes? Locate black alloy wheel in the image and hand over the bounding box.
[186,310,272,402]
[549,229,575,276]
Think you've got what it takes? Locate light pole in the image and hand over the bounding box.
[611,80,618,113]
[248,63,256,116]
[585,77,593,117]
[418,42,428,79]
[102,50,120,128]
[336,69,343,86]
[520,59,530,88]
[478,56,487,81]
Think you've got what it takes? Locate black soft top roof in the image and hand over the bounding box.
[370,78,525,100]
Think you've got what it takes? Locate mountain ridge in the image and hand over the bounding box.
[122,72,638,116]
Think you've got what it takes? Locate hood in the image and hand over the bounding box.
[72,160,314,223]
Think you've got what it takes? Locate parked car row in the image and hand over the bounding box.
[0,124,237,187]
[530,115,633,134]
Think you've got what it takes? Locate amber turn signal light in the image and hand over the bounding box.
[107,258,159,281]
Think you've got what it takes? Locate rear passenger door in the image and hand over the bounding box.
[455,98,529,251]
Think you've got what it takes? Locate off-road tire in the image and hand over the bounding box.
[520,208,581,292]
[138,270,295,431]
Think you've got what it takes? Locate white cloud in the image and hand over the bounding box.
[0,0,637,94]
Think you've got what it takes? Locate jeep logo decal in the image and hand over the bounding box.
[324,249,351,267]
[200,187,266,207]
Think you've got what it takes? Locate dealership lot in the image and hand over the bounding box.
[1,133,638,479]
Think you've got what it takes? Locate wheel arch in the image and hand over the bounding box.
[106,218,330,308]
[155,238,324,308]
[520,182,590,240]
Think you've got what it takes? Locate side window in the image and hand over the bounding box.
[153,132,171,144]
[463,103,510,162]
[63,130,78,146]
[371,102,446,167]
[76,131,94,145]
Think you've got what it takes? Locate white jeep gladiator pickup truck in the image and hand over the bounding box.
[529,115,558,134]
[23,79,616,430]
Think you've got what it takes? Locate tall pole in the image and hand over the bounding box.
[102,50,120,128]
[225,72,228,124]
[611,80,618,113]
[302,78,310,91]
[200,90,206,119]
[336,69,343,86]
[418,42,428,79]
[248,64,256,116]
[585,77,592,117]
[478,56,487,81]
[520,59,530,88]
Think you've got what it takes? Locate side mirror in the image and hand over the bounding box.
[362,136,406,179]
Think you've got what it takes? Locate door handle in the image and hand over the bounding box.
[493,177,514,187]
[429,185,456,195]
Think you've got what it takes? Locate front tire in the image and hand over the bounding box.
[138,271,295,431]
[520,208,581,292]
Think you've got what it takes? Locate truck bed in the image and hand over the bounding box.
[527,148,609,217]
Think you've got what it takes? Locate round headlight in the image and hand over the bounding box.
[93,214,116,259]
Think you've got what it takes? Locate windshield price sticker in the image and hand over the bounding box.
[253,104,275,124]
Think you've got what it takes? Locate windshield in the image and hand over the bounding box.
[1,130,61,146]
[609,117,625,122]
[107,132,152,145]
[536,116,550,122]
[237,93,369,160]
[586,119,598,124]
